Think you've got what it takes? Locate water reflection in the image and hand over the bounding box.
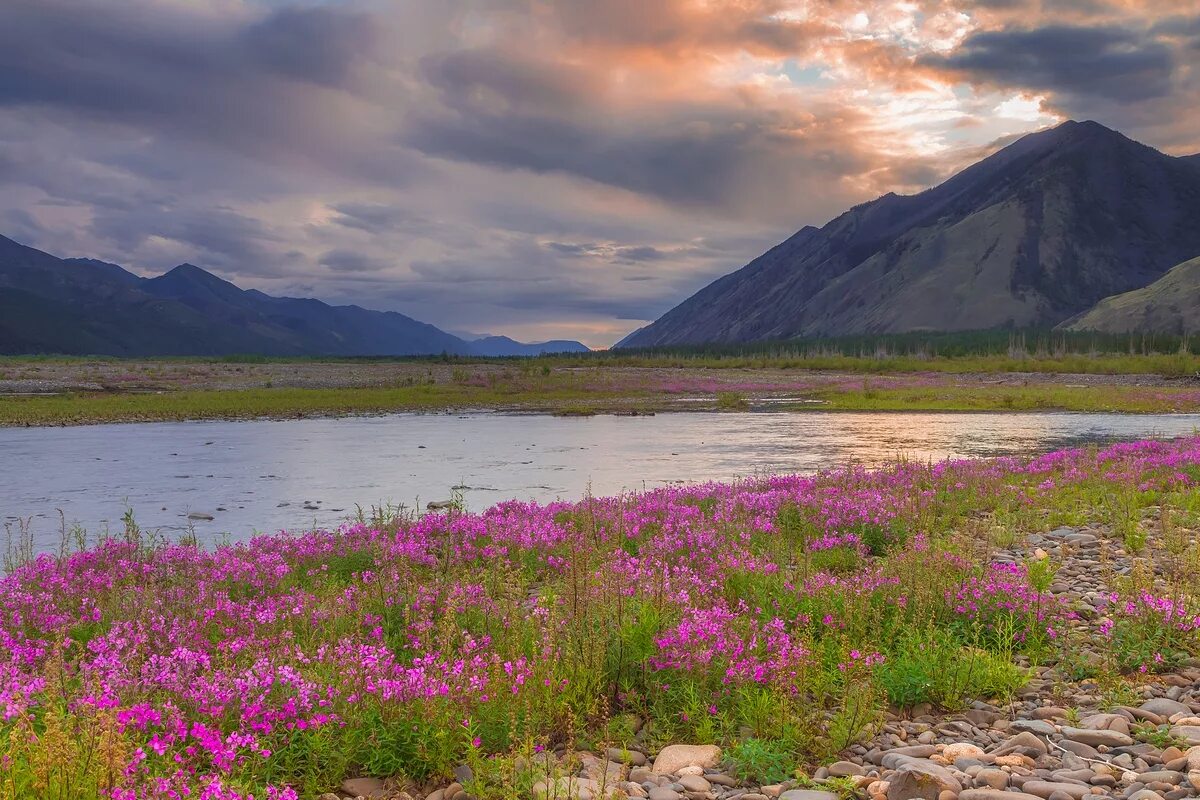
[2,411,1197,552]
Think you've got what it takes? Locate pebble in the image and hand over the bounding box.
[1011,719,1058,736]
[677,775,710,793]
[1019,781,1091,799]
[341,778,387,799]
[943,743,986,761]
[607,747,648,767]
[992,731,1049,758]
[1142,699,1192,718]
[975,768,1009,789]
[648,788,682,800]
[1060,726,1134,748]
[1171,726,1200,746]
[886,760,961,800]
[827,760,865,777]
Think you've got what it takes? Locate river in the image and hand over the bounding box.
[2,410,1198,552]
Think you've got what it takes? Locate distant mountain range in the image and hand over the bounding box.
[620,121,1200,347]
[0,235,589,356]
[467,335,590,357]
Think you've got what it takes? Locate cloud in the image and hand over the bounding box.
[922,24,1177,103]
[88,205,286,275]
[0,0,1197,346]
[319,249,392,273]
[546,242,669,263]
[405,44,890,217]
[330,203,423,234]
[242,6,376,87]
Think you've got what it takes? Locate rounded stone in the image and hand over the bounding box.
[649,788,683,800]
[652,746,722,776]
[778,791,838,800]
[975,768,1008,790]
[607,747,649,767]
[943,743,986,761]
[828,760,866,777]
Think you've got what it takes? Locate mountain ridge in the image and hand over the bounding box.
[1064,255,1200,334]
[620,120,1200,347]
[0,235,589,357]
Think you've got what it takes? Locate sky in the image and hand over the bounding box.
[1,1,1197,347]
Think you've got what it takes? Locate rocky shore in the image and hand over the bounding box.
[5,436,1197,800]
[329,522,1200,800]
[331,698,1200,800]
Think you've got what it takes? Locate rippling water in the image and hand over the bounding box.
[2,410,1198,551]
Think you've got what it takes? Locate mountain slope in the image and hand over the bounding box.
[1064,256,1200,334]
[0,235,588,356]
[621,121,1200,346]
[467,336,590,356]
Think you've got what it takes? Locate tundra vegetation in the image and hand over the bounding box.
[7,333,1200,425]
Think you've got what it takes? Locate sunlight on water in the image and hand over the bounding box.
[3,410,1198,552]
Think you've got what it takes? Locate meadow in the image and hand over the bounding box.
[3,437,1200,799]
[5,349,1200,426]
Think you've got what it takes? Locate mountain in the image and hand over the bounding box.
[448,330,591,355]
[1064,256,1200,334]
[620,121,1200,347]
[467,336,590,356]
[0,235,588,356]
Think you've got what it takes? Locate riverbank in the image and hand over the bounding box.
[4,359,1200,425]
[2,437,1199,799]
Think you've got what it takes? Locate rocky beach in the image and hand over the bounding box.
[328,522,1200,800]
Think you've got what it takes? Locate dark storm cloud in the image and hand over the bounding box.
[615,246,668,263]
[319,249,392,273]
[0,0,387,174]
[242,6,375,87]
[0,1,372,110]
[922,24,1177,102]
[89,205,284,273]
[330,203,423,234]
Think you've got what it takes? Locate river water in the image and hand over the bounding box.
[2,410,1198,552]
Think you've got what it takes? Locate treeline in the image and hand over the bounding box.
[595,329,1197,360]
[7,329,1197,369]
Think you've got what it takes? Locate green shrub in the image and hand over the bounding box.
[854,521,908,557]
[716,392,749,410]
[725,738,796,785]
[808,546,860,573]
[876,634,1027,709]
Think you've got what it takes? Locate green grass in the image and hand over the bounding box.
[7,341,1200,426]
[0,383,623,426]
[808,384,1200,413]
[561,351,1200,377]
[6,378,1200,426]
